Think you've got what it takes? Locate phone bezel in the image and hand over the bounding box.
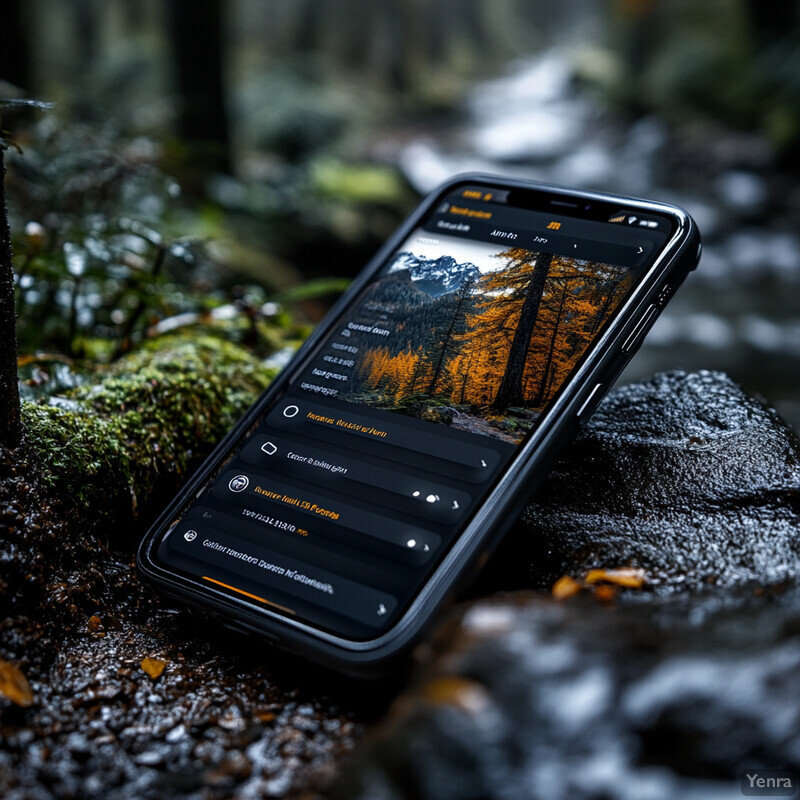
[137,174,700,675]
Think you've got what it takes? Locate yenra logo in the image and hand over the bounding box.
[741,769,797,796]
[228,475,249,493]
[546,221,561,230]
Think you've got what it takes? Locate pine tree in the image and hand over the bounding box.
[425,277,475,396]
[532,279,569,406]
[490,250,553,411]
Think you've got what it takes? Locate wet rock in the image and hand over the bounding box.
[331,585,800,800]
[474,369,800,595]
[330,370,800,800]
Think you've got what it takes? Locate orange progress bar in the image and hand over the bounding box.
[202,576,296,615]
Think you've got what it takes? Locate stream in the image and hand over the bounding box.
[380,49,800,430]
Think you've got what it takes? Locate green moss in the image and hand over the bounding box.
[20,333,294,515]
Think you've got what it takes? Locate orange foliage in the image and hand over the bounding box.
[451,252,632,410]
[354,251,632,411]
[356,346,429,396]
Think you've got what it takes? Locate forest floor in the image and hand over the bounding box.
[449,408,537,444]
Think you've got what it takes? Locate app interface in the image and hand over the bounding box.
[155,186,670,639]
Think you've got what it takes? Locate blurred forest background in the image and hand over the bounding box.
[2,0,799,429]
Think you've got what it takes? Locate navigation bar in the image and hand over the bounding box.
[424,217,653,267]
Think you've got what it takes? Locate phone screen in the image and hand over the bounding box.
[152,183,673,640]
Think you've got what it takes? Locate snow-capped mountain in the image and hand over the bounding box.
[389,252,480,297]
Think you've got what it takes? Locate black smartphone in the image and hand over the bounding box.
[137,175,700,676]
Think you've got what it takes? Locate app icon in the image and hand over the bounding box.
[228,474,249,493]
[261,441,278,455]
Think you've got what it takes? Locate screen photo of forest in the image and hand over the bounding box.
[334,235,635,444]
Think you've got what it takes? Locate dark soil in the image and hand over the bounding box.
[0,439,388,800]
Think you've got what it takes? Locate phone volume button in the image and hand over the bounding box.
[621,304,659,354]
[576,383,604,422]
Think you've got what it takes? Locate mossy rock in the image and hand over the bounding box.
[20,333,292,517]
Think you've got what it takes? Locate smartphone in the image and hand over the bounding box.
[137,175,700,676]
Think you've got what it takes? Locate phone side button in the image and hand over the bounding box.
[621,304,659,354]
[576,383,604,423]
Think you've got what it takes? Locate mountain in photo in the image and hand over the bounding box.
[360,266,437,310]
[389,252,480,297]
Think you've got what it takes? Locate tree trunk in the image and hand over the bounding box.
[0,148,21,448]
[533,281,568,407]
[491,252,553,411]
[743,0,798,43]
[165,0,232,177]
[590,279,619,334]
[426,281,472,396]
[0,0,32,92]
[294,0,327,55]
[458,349,475,404]
[69,0,102,121]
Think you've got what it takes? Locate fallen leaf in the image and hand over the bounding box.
[594,584,618,602]
[140,657,167,680]
[87,614,103,632]
[585,567,647,588]
[0,658,34,707]
[422,677,489,714]
[552,575,582,600]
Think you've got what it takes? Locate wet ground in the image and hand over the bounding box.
[0,443,386,800]
[376,49,800,431]
[3,369,799,798]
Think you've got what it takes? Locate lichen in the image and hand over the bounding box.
[20,332,294,515]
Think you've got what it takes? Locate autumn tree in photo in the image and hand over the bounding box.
[488,249,553,411]
[340,244,633,442]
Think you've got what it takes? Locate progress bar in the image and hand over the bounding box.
[202,576,296,615]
